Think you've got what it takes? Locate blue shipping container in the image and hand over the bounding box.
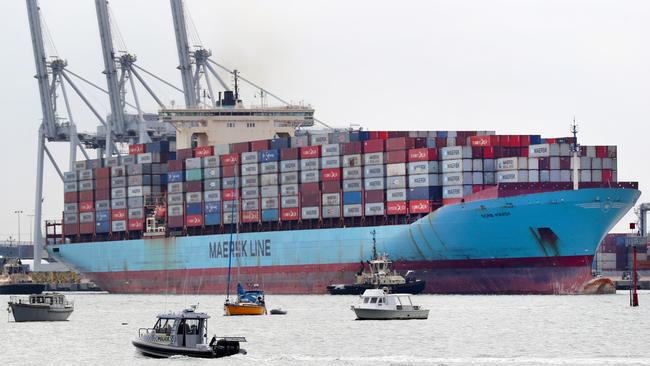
[270,138,289,150]
[349,132,360,142]
[343,191,362,205]
[408,187,443,201]
[261,209,279,222]
[170,152,177,160]
[95,210,110,222]
[426,138,437,148]
[358,131,370,141]
[95,220,110,233]
[530,135,542,145]
[259,149,279,162]
[186,203,203,215]
[204,213,221,226]
[438,131,448,138]
[146,141,170,153]
[204,201,222,214]
[168,171,184,183]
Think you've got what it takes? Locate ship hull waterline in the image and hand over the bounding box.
[49,188,640,295]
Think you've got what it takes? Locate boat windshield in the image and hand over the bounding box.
[153,318,175,334]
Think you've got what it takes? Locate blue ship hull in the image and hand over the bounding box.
[48,188,640,294]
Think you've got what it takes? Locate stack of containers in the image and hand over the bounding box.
[221,149,241,225]
[260,148,280,222]
[301,145,324,219]
[167,154,186,230]
[407,145,440,213]
[440,145,473,204]
[77,163,96,234]
[185,153,204,228]
[94,166,111,234]
[110,161,128,233]
[203,152,221,227]
[280,147,300,221]
[63,167,80,236]
[322,142,346,218]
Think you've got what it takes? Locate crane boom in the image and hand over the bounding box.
[170,0,197,107]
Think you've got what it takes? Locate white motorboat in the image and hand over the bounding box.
[351,289,429,320]
[8,293,73,322]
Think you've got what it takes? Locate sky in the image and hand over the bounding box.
[0,0,647,242]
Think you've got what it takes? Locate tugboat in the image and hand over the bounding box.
[326,230,426,295]
[132,305,247,358]
[7,293,74,322]
[351,288,429,320]
[0,258,45,295]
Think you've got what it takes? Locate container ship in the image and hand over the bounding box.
[47,93,640,294]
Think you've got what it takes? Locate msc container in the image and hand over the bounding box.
[260,162,279,174]
[261,185,279,198]
[204,191,221,202]
[365,203,385,216]
[242,199,260,211]
[241,151,259,164]
[364,165,385,178]
[343,179,362,192]
[364,177,385,191]
[300,170,319,183]
[280,160,299,172]
[441,159,472,173]
[261,209,279,222]
[386,189,407,202]
[496,170,529,183]
[386,163,406,176]
[322,205,340,218]
[300,158,320,171]
[281,195,299,208]
[261,197,279,210]
[342,154,362,168]
[281,184,299,196]
[301,207,320,219]
[363,152,384,165]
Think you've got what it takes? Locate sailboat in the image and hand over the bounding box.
[223,171,267,316]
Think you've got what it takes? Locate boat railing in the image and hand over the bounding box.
[138,327,158,338]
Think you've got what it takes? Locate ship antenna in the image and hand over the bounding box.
[570,117,580,190]
[371,229,377,259]
[233,69,239,101]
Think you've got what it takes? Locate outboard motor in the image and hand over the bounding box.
[213,339,244,357]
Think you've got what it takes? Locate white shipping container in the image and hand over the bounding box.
[310,133,329,146]
[386,176,406,189]
[64,182,78,193]
[343,204,363,217]
[528,170,540,183]
[64,213,78,224]
[300,170,319,183]
[580,170,592,182]
[79,212,94,223]
[204,167,220,179]
[186,192,202,203]
[241,175,258,188]
[592,169,602,182]
[79,180,94,191]
[111,199,127,210]
[472,172,484,185]
[79,169,93,180]
[365,203,385,216]
[386,163,406,176]
[496,157,528,171]
[559,143,571,156]
[281,184,298,196]
[261,173,279,186]
[280,172,299,184]
[591,158,602,170]
[409,174,440,187]
[321,143,341,157]
[222,200,240,212]
[364,165,385,178]
[301,206,320,219]
[111,221,126,232]
[204,191,221,202]
[528,143,551,158]
[580,156,591,170]
[483,159,495,172]
[261,185,279,198]
[386,189,407,201]
[442,185,472,199]
[222,177,238,189]
[241,163,259,176]
[342,154,362,167]
[363,152,384,165]
[408,161,439,175]
[167,193,183,205]
[472,159,483,172]
[260,162,279,174]
[63,171,77,182]
[222,212,239,225]
[322,193,341,206]
[128,186,151,197]
[64,203,78,214]
[241,151,258,164]
[484,172,496,185]
[560,170,571,182]
[291,135,309,148]
[322,205,340,218]
[203,156,220,167]
[241,187,259,199]
[321,156,341,169]
[261,197,278,209]
[168,204,184,217]
[137,152,154,164]
[496,170,528,183]
[185,157,202,169]
[128,208,144,219]
[343,179,362,192]
[343,167,362,179]
[364,177,385,191]
[213,143,230,155]
[440,146,471,160]
[528,158,539,170]
[441,159,472,173]
[204,179,220,191]
[550,157,560,170]
[168,182,184,193]
[441,172,472,186]
[602,158,613,169]
[280,160,299,172]
[281,196,299,208]
[300,158,320,171]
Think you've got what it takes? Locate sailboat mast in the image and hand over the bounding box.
[225,168,239,300]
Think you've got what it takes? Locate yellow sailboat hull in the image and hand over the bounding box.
[224,303,267,316]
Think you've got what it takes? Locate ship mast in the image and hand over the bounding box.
[570,118,580,190]
[370,229,377,259]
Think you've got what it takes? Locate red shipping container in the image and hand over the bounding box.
[128,219,145,231]
[281,207,300,221]
[368,131,380,140]
[223,189,239,200]
[168,216,184,228]
[386,137,415,151]
[363,139,384,153]
[386,150,407,164]
[321,168,341,181]
[301,192,320,206]
[455,136,466,146]
[300,145,321,159]
[408,148,438,162]
[388,131,406,138]
[185,215,203,227]
[231,142,250,154]
[321,180,341,193]
[602,169,613,182]
[129,144,145,155]
[193,146,214,157]
[364,190,384,203]
[79,223,95,234]
[409,200,430,214]
[94,167,111,179]
[111,209,127,221]
[185,181,203,192]
[79,201,95,212]
[469,135,499,147]
[220,153,240,166]
[176,148,193,160]
[64,223,79,236]
[280,147,299,160]
[64,192,78,203]
[221,164,239,178]
[96,179,110,190]
[499,135,510,147]
[301,182,320,193]
[79,191,94,201]
[242,211,260,223]
[483,147,495,159]
[342,141,362,155]
[520,135,531,146]
[596,146,607,158]
[251,140,270,152]
[435,137,447,148]
[167,160,184,171]
[96,189,110,201]
[386,201,407,215]
[510,135,521,147]
[520,147,528,157]
[559,157,571,169]
[378,131,389,140]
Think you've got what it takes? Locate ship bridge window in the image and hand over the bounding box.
[370,297,378,304]
[246,122,256,128]
[363,298,370,303]
[227,122,236,128]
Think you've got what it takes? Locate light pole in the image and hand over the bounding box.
[13,210,23,244]
[27,214,34,244]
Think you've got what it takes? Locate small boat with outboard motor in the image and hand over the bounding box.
[327,230,426,295]
[351,288,429,320]
[7,292,74,322]
[132,305,247,358]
